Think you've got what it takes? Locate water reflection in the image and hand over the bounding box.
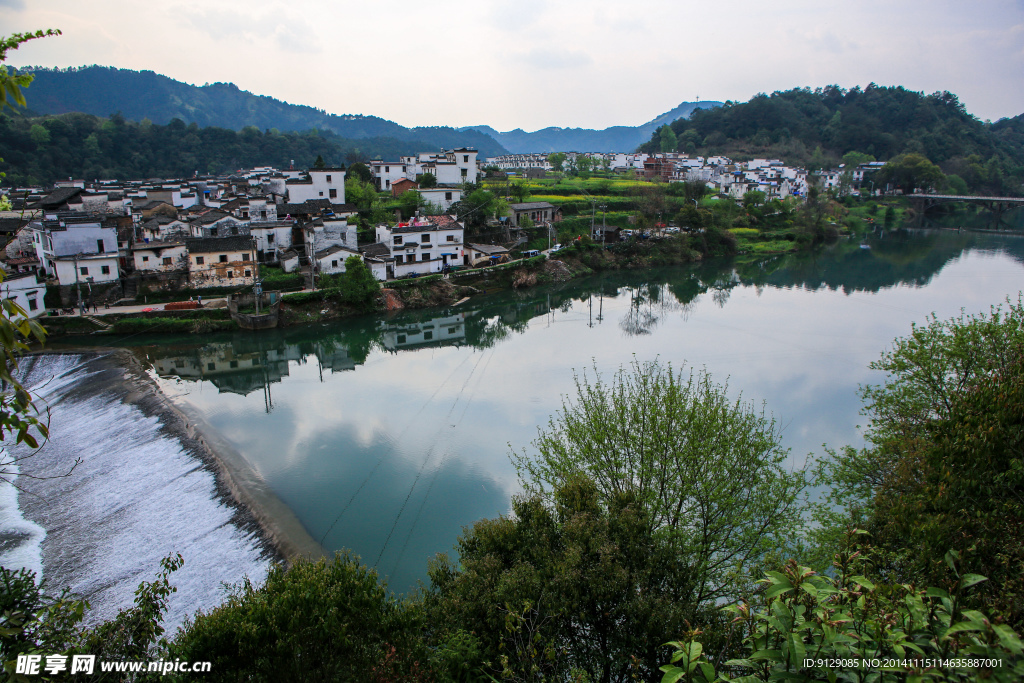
[70,229,1024,593]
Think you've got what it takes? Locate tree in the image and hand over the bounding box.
[812,297,1024,570]
[416,172,437,188]
[547,152,566,173]
[0,30,61,110]
[347,161,372,183]
[336,256,380,308]
[512,359,808,606]
[313,154,325,168]
[876,152,945,194]
[171,554,427,682]
[510,180,530,204]
[742,190,766,209]
[426,476,700,683]
[659,124,678,153]
[396,189,424,219]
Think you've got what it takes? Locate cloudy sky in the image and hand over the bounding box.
[3,0,1023,131]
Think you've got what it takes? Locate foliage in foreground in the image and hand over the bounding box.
[513,359,808,607]
[169,553,428,682]
[661,543,1024,683]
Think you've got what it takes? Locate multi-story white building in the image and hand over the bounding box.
[286,168,346,204]
[1,272,46,318]
[30,213,121,284]
[374,215,465,278]
[370,148,478,190]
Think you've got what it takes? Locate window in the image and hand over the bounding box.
[162,257,172,266]
[231,226,239,235]
[219,255,228,263]
[446,235,455,242]
[421,234,430,243]
[461,169,468,178]
[385,166,390,173]
[421,253,430,262]
[101,265,110,275]
[229,361,238,369]
[329,188,337,199]
[96,239,105,253]
[445,192,452,200]
[326,175,332,182]
[208,363,215,371]
[463,155,469,163]
[268,233,275,244]
[27,298,37,311]
[449,326,458,334]
[80,267,88,276]
[142,256,150,262]
[195,256,205,265]
[319,191,324,197]
[227,270,233,278]
[244,269,251,277]
[241,254,250,261]
[395,255,403,264]
[331,260,338,268]
[423,331,433,340]
[393,236,403,246]
[397,334,406,344]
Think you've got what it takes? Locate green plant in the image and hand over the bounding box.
[512,359,808,608]
[662,542,1024,682]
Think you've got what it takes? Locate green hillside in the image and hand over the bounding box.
[13,66,508,157]
[640,85,1024,195]
[0,111,439,185]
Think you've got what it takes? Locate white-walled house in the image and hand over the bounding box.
[52,252,121,286]
[419,187,462,211]
[132,241,188,273]
[30,213,120,283]
[315,245,362,275]
[374,215,465,278]
[286,169,346,204]
[371,148,478,190]
[185,236,257,288]
[249,220,294,264]
[1,272,46,318]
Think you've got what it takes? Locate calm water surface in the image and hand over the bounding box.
[79,228,1024,592]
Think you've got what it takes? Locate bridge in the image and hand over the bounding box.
[907,193,1024,228]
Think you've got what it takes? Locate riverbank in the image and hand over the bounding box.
[12,350,323,626]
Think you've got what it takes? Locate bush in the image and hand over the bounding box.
[170,553,427,682]
[662,543,1024,682]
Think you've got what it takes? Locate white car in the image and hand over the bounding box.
[550,243,563,253]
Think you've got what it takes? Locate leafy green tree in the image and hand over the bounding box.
[170,553,427,682]
[28,123,50,147]
[396,189,424,219]
[347,161,372,183]
[547,152,566,173]
[876,152,945,194]
[0,30,61,110]
[426,476,700,682]
[659,124,679,153]
[510,180,531,204]
[416,172,437,188]
[742,190,766,209]
[512,359,808,606]
[313,154,325,168]
[336,256,381,308]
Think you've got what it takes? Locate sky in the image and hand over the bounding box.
[3,0,1024,132]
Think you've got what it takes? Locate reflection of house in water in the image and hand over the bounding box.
[152,342,302,396]
[313,341,357,373]
[381,312,467,350]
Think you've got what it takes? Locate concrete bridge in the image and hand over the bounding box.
[907,193,1024,228]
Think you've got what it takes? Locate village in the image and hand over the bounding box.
[0,145,887,321]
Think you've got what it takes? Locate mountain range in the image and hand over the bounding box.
[14,66,718,157]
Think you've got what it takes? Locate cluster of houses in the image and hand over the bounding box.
[486,151,888,202]
[0,148,512,317]
[0,140,885,319]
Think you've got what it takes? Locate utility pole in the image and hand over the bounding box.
[600,203,607,247]
[73,253,83,314]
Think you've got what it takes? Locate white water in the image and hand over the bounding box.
[5,354,269,631]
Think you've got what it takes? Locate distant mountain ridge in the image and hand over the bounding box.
[15,66,719,158]
[462,101,722,154]
[14,66,510,158]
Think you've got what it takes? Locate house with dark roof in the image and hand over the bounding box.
[374,215,464,279]
[0,271,46,318]
[509,201,560,227]
[185,236,257,288]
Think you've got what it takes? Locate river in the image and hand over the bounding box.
[55,226,1024,596]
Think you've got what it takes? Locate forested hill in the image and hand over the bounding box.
[640,85,1024,196]
[0,111,441,186]
[13,66,508,158]
[462,101,722,154]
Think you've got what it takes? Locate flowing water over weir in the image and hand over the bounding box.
[5,352,271,630]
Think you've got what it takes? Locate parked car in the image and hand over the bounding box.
[665,226,680,235]
[551,243,563,253]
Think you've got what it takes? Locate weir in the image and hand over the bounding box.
[4,352,272,631]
